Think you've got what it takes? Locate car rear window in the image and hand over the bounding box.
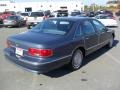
[100,15,111,19]
[71,12,80,16]
[21,13,29,16]
[7,16,18,20]
[30,12,44,17]
[31,19,74,35]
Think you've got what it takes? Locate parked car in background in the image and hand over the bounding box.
[26,11,44,29]
[3,15,26,27]
[87,11,95,17]
[4,17,115,73]
[70,10,81,16]
[43,10,55,19]
[95,14,117,27]
[20,12,29,21]
[0,11,16,24]
[100,10,113,16]
[115,10,120,16]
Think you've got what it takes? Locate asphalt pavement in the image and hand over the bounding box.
[0,25,120,90]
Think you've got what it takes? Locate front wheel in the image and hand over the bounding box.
[69,50,83,70]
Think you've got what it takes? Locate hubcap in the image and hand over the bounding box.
[72,51,83,69]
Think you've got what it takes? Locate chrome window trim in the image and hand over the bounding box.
[86,39,109,50]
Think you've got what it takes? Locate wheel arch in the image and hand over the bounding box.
[72,46,86,57]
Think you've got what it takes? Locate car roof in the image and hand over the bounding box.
[48,17,92,22]
[96,14,109,16]
[9,15,20,17]
[21,12,29,13]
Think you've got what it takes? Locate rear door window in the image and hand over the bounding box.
[81,20,95,35]
[75,24,83,37]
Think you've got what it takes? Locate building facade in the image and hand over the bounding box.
[106,0,118,7]
[0,0,84,12]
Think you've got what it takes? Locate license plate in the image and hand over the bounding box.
[15,47,23,56]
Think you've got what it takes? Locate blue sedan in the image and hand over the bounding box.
[4,17,115,73]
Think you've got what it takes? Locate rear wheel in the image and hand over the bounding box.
[69,49,83,70]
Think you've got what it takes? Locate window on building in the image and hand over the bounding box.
[41,5,43,7]
[0,4,7,6]
[49,5,52,7]
[25,8,32,12]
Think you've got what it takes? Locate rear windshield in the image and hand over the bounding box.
[71,12,81,16]
[100,15,112,19]
[7,16,18,20]
[21,13,29,16]
[30,12,44,17]
[31,19,74,35]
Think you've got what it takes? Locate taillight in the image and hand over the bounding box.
[28,48,53,57]
[7,40,11,48]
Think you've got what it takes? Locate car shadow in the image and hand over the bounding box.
[43,40,119,78]
[11,25,26,28]
[82,40,119,67]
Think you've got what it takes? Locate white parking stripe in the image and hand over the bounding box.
[106,53,120,64]
[31,74,38,89]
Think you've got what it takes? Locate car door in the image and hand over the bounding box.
[81,20,99,55]
[92,19,110,47]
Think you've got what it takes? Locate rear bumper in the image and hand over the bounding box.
[4,23,17,26]
[4,48,71,74]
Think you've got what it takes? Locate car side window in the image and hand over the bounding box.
[81,20,95,35]
[92,20,105,32]
[75,24,83,37]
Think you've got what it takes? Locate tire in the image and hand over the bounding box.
[107,36,114,48]
[69,49,83,70]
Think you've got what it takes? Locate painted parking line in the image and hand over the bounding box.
[106,53,120,64]
[31,74,38,90]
